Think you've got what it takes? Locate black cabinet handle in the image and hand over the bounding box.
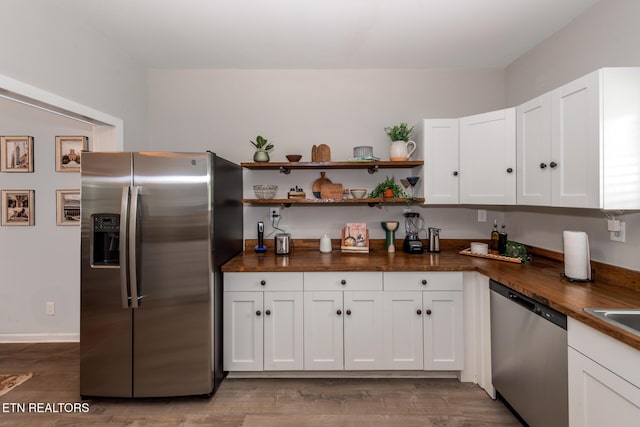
[346,309,352,315]
[341,279,347,285]
[506,168,513,173]
[256,310,261,316]
[550,162,558,168]
[265,310,271,315]
[417,309,422,315]
[337,309,342,315]
[260,280,266,286]
[540,163,547,169]
[421,279,427,285]
[426,309,432,315]
[453,171,458,176]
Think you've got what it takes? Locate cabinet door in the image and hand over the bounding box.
[344,291,385,370]
[550,71,600,208]
[383,291,423,370]
[568,347,640,426]
[459,108,516,205]
[423,291,464,370]
[423,119,459,204]
[304,291,344,370]
[517,93,552,206]
[223,291,263,371]
[264,291,304,371]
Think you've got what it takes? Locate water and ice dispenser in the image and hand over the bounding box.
[91,214,120,266]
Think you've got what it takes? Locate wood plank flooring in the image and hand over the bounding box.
[0,343,521,426]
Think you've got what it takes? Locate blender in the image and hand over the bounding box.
[403,212,425,254]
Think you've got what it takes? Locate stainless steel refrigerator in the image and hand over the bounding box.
[80,151,242,398]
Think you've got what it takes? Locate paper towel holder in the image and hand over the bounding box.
[560,272,594,283]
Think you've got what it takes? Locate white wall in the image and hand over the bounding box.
[147,68,507,241]
[0,0,148,151]
[0,99,92,340]
[505,0,640,270]
[0,1,147,340]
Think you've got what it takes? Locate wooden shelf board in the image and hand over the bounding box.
[241,160,423,170]
[242,198,424,205]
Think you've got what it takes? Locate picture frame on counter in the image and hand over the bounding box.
[55,135,87,172]
[56,189,80,226]
[1,189,35,226]
[1,136,34,173]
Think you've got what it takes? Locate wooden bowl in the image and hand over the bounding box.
[286,154,302,162]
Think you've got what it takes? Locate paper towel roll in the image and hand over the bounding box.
[563,231,592,280]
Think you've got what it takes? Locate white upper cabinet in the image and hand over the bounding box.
[550,70,601,208]
[517,68,640,209]
[417,119,460,204]
[459,108,516,205]
[516,93,552,206]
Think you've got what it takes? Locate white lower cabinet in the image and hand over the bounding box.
[568,318,640,426]
[224,271,464,373]
[423,291,464,370]
[303,291,344,370]
[224,272,304,371]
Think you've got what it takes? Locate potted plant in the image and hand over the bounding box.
[384,122,417,161]
[250,135,274,162]
[368,176,408,199]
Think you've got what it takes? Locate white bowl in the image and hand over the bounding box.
[350,189,367,199]
[470,242,489,255]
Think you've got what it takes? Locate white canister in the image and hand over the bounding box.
[319,235,332,253]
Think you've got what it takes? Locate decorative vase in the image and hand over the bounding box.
[389,140,417,161]
[383,188,394,198]
[253,150,270,162]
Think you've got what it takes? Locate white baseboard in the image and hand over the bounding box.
[0,333,79,343]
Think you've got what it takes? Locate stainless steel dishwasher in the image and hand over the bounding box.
[490,280,568,427]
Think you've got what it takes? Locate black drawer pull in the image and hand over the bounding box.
[341,279,347,285]
[260,280,266,286]
[256,310,261,316]
[265,310,271,315]
[425,309,432,315]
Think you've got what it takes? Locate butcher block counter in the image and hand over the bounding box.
[222,239,640,351]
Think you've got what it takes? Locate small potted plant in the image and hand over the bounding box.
[250,135,274,162]
[384,122,416,161]
[368,176,408,199]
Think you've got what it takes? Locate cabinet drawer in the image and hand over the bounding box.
[383,271,463,291]
[304,272,382,291]
[224,272,303,291]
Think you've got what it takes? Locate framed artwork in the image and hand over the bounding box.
[55,136,88,172]
[1,190,35,226]
[56,190,81,226]
[1,136,34,173]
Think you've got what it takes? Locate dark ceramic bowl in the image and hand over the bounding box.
[286,154,302,162]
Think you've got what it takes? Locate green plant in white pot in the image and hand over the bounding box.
[384,123,416,161]
[250,135,274,162]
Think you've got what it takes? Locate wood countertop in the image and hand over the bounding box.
[222,243,640,351]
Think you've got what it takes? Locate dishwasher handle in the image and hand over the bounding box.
[508,291,535,312]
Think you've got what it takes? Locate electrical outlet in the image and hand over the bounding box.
[269,207,280,219]
[46,302,55,316]
[610,221,626,242]
[477,209,487,222]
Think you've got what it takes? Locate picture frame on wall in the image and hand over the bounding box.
[1,190,35,226]
[1,136,34,173]
[55,135,88,172]
[56,190,81,226]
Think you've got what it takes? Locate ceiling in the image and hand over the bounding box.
[53,0,599,69]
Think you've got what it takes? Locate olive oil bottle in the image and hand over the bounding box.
[490,220,500,252]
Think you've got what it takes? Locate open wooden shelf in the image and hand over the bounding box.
[241,160,423,174]
[241,197,425,207]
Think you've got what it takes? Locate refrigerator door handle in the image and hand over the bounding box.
[119,186,131,308]
[129,185,142,308]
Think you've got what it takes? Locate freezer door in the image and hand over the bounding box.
[80,152,134,398]
[132,152,214,397]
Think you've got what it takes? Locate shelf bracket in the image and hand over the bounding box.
[280,202,291,208]
[279,166,291,175]
[367,165,379,174]
[367,202,382,209]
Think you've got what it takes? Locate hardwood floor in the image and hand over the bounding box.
[0,343,521,426]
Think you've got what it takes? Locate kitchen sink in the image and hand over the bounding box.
[584,308,640,336]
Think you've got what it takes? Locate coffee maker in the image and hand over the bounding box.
[403,212,424,254]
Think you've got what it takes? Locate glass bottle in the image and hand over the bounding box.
[490,220,500,252]
[498,224,508,255]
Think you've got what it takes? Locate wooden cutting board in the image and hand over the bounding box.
[311,145,318,162]
[312,172,332,198]
[316,144,331,162]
